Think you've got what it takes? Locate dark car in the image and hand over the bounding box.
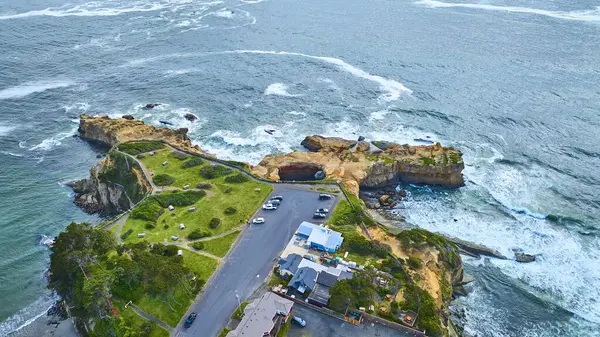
[316,208,329,213]
[269,199,281,206]
[184,313,197,328]
[313,212,327,219]
[318,194,333,200]
[271,196,284,201]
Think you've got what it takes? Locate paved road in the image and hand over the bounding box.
[174,184,341,337]
[289,304,412,337]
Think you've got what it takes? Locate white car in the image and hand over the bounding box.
[252,217,265,224]
[292,316,306,327]
[262,204,277,210]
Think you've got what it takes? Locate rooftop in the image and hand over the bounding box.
[227,292,294,337]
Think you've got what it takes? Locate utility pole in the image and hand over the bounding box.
[235,292,242,318]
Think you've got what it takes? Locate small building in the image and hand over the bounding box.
[288,267,318,295]
[278,253,303,278]
[188,207,196,212]
[137,233,146,238]
[344,310,363,325]
[307,270,352,307]
[183,184,190,190]
[162,161,168,166]
[171,235,179,241]
[168,205,175,211]
[226,292,293,337]
[179,224,186,230]
[177,250,183,256]
[149,151,155,156]
[296,222,343,253]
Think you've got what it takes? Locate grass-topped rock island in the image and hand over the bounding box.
[49,114,472,337]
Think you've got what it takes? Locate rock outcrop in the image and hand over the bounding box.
[252,135,464,194]
[68,151,150,215]
[78,114,204,154]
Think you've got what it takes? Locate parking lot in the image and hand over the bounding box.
[176,184,341,337]
[289,304,413,337]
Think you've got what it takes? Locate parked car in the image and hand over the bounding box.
[316,208,329,213]
[313,212,326,219]
[262,203,278,210]
[184,313,197,328]
[292,316,306,327]
[252,217,265,224]
[271,196,284,201]
[268,199,281,206]
[319,194,333,200]
[303,254,316,262]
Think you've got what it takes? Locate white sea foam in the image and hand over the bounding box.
[369,109,391,121]
[0,80,75,100]
[63,102,90,114]
[416,0,600,22]
[287,111,306,116]
[0,293,59,336]
[0,125,16,136]
[29,127,78,151]
[0,1,167,20]
[264,83,302,97]
[125,50,412,101]
[211,8,234,18]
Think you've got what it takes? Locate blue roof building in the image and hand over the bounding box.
[296,222,344,253]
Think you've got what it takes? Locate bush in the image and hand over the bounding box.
[168,151,188,160]
[196,183,212,190]
[153,190,206,207]
[163,224,169,229]
[145,223,156,230]
[224,188,232,194]
[209,218,221,229]
[182,157,204,168]
[130,199,164,221]
[188,229,212,240]
[152,174,175,186]
[200,165,233,179]
[118,141,164,155]
[191,242,205,250]
[224,174,249,183]
[225,160,250,171]
[136,154,145,159]
[151,243,179,256]
[407,256,422,269]
[224,207,237,215]
[120,229,133,240]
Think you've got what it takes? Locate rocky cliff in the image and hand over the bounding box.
[252,135,464,194]
[78,114,204,154]
[68,151,150,215]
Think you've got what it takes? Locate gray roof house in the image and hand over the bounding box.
[227,292,294,337]
[288,267,318,295]
[277,253,303,278]
[307,271,353,307]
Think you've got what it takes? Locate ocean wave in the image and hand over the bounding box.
[0,1,167,20]
[0,124,17,137]
[0,80,75,100]
[286,111,306,116]
[0,293,59,337]
[415,0,600,22]
[264,83,302,97]
[125,49,412,101]
[28,127,78,152]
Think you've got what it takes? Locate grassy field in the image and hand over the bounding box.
[121,148,272,243]
[191,230,241,257]
[134,251,218,327]
[113,299,170,337]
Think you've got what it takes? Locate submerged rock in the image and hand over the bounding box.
[515,252,536,263]
[122,115,135,120]
[144,103,161,109]
[184,113,198,122]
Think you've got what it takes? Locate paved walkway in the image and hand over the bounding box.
[128,302,174,332]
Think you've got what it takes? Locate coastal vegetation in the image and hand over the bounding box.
[118,141,165,155]
[152,173,175,186]
[189,230,241,257]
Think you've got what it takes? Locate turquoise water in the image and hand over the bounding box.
[0,0,599,336]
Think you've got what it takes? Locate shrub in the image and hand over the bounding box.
[224,207,237,215]
[152,174,175,186]
[407,256,422,269]
[224,188,232,194]
[224,174,249,183]
[120,229,133,240]
[136,154,145,159]
[168,151,188,160]
[200,165,233,179]
[209,218,221,229]
[196,183,212,190]
[188,229,212,240]
[163,224,169,229]
[145,223,156,230]
[130,199,164,222]
[151,243,179,256]
[182,157,204,168]
[225,160,250,170]
[118,141,164,155]
[153,190,206,207]
[191,242,205,250]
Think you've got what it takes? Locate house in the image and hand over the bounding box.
[296,222,343,253]
[278,253,303,278]
[227,292,293,337]
[288,267,318,295]
[306,270,349,307]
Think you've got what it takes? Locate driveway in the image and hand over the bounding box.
[289,304,413,337]
[175,184,341,337]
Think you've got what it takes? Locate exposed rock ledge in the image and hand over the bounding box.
[252,135,464,194]
[78,114,204,154]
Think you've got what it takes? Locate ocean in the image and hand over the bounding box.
[0,0,599,336]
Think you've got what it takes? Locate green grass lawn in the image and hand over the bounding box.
[231,301,249,320]
[218,328,232,337]
[277,317,292,337]
[113,299,169,337]
[121,149,272,244]
[191,230,241,257]
[134,251,218,327]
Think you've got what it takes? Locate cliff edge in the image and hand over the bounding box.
[252,135,464,194]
